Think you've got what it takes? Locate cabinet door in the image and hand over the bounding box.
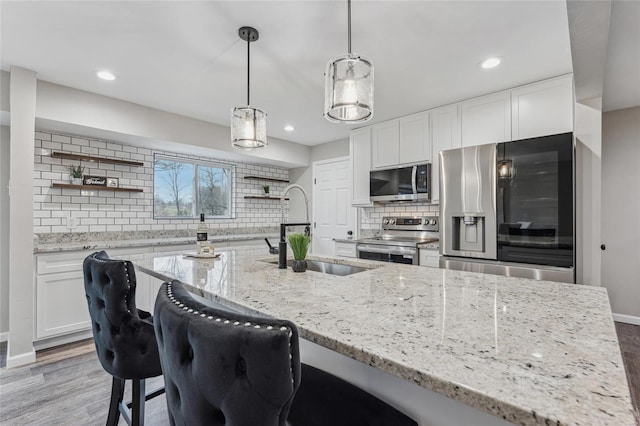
[399,112,430,165]
[350,128,374,206]
[460,91,511,147]
[430,105,460,204]
[371,120,400,169]
[36,270,91,338]
[511,74,573,140]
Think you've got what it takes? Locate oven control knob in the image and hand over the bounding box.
[383,218,389,225]
[388,218,395,225]
[429,218,437,226]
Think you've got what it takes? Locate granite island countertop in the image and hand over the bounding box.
[129,245,635,426]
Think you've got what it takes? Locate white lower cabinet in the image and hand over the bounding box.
[419,249,440,268]
[35,246,149,341]
[36,269,91,339]
[334,241,357,258]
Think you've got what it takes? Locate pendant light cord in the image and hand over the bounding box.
[246,36,251,106]
[347,0,352,54]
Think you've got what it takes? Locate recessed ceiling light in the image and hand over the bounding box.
[284,125,295,132]
[97,70,116,81]
[480,57,502,69]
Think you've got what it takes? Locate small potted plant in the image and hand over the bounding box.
[288,232,310,272]
[263,185,270,195]
[68,165,85,185]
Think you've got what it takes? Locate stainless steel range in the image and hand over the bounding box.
[356,216,439,265]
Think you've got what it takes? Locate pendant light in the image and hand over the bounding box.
[231,26,267,150]
[324,0,374,123]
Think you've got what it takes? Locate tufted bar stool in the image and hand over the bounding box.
[83,251,164,426]
[154,279,417,426]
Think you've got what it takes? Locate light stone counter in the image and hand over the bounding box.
[130,245,635,426]
[34,233,278,253]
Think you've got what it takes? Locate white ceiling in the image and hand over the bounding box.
[1,1,575,146]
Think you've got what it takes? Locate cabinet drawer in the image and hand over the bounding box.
[36,250,93,275]
[335,242,357,258]
[36,270,91,339]
[37,247,149,275]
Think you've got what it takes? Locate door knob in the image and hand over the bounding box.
[600,244,606,251]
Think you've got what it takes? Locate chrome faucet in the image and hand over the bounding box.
[279,184,310,269]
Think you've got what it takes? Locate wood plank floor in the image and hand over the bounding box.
[1,323,638,425]
[0,339,168,425]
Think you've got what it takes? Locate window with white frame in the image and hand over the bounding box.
[153,155,233,219]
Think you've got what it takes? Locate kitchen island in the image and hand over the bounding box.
[129,245,635,426]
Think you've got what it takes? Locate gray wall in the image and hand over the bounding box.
[0,125,9,337]
[601,106,640,320]
[289,138,350,224]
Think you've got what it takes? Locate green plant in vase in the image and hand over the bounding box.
[288,232,310,272]
[263,185,270,195]
[68,165,85,185]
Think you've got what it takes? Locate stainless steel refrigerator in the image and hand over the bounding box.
[439,133,574,283]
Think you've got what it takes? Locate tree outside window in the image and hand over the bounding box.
[154,156,232,219]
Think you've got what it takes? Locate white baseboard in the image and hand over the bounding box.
[0,331,8,343]
[613,313,640,326]
[34,329,93,351]
[6,349,36,368]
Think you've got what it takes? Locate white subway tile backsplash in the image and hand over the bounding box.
[34,130,289,235]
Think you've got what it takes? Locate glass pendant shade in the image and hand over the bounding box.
[231,26,266,151]
[324,54,374,123]
[231,106,267,150]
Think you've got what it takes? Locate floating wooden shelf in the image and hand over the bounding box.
[244,176,289,184]
[52,151,144,167]
[52,183,144,193]
[244,196,289,200]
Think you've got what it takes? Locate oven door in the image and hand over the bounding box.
[356,243,417,265]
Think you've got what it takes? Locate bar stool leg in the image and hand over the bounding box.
[131,379,146,426]
[106,377,125,426]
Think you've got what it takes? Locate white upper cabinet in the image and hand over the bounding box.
[511,74,573,140]
[399,112,431,165]
[371,120,400,169]
[350,127,374,206]
[371,113,431,169]
[459,90,511,147]
[430,104,460,204]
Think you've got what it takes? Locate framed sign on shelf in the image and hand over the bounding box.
[83,175,107,186]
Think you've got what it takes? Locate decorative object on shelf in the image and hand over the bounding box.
[324,0,374,123]
[106,177,119,188]
[263,185,270,195]
[67,165,85,185]
[83,175,107,186]
[288,232,310,272]
[231,26,267,151]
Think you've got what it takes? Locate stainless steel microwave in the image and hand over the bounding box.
[369,164,431,202]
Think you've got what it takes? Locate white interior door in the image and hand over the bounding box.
[312,157,357,256]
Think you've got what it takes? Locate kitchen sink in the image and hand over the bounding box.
[267,259,370,276]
